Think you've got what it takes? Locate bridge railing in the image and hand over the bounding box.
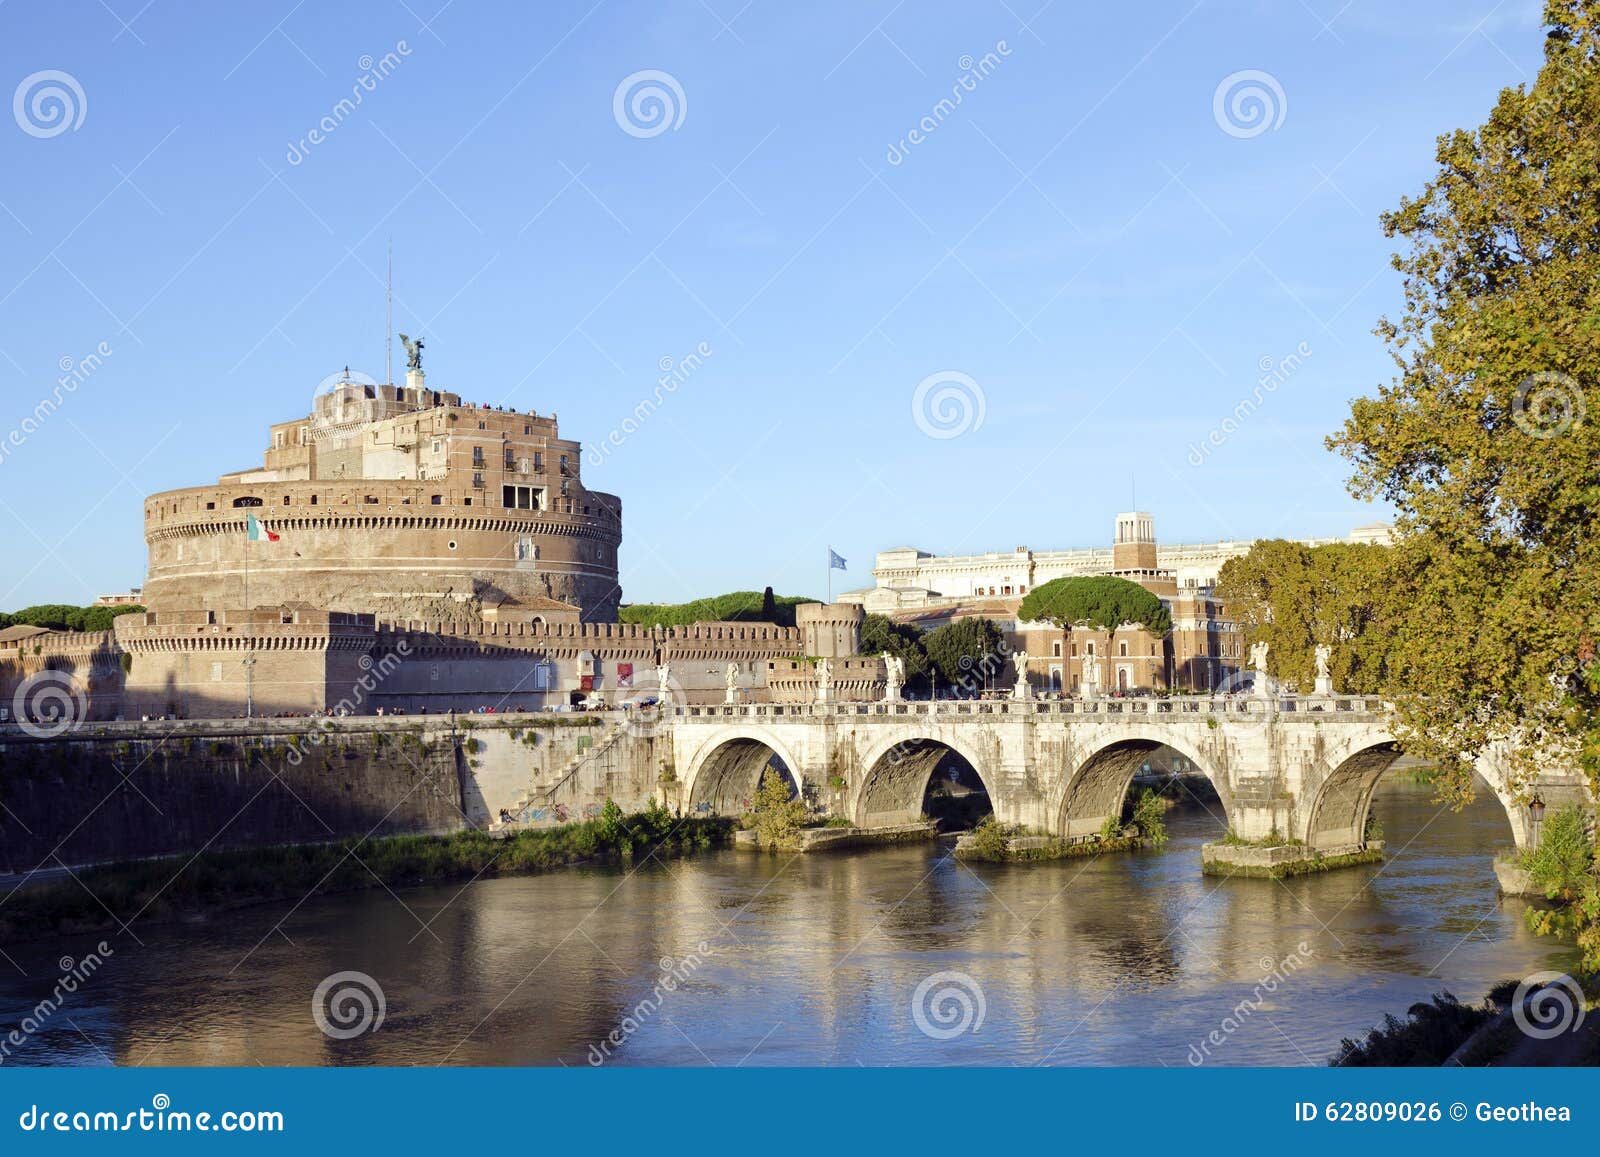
[672,695,1386,720]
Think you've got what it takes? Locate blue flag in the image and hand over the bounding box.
[829,549,846,571]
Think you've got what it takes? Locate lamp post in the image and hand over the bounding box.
[1528,795,1547,850]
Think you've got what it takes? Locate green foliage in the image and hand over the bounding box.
[0,603,144,633]
[1331,993,1497,1066]
[619,591,818,628]
[860,613,930,685]
[964,816,1013,859]
[1325,2,1600,804]
[923,617,1005,691]
[1128,788,1169,846]
[1215,540,1392,693]
[1019,576,1172,636]
[745,767,807,850]
[1519,805,1600,973]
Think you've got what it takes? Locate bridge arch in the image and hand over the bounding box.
[851,729,995,828]
[681,728,805,815]
[1053,729,1227,840]
[1302,733,1405,851]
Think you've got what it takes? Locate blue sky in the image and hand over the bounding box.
[0,0,1548,608]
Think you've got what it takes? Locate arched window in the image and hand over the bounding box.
[231,496,263,507]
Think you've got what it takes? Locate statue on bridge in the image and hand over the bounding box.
[1249,641,1271,698]
[816,658,834,704]
[1313,643,1334,696]
[882,652,905,702]
[656,663,672,697]
[1082,653,1101,699]
[724,662,741,705]
[1011,650,1031,700]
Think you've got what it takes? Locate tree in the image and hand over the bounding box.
[746,766,806,850]
[619,591,818,628]
[1327,0,1600,805]
[859,613,929,686]
[1215,541,1391,692]
[923,617,1005,694]
[1018,576,1171,636]
[759,586,777,622]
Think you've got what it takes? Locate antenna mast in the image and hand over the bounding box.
[386,239,393,385]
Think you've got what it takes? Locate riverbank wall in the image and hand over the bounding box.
[0,714,663,874]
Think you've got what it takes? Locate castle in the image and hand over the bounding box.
[0,361,1393,723]
[0,365,859,721]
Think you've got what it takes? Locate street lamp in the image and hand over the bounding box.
[1528,795,1547,849]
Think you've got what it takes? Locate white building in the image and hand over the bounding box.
[841,515,1392,616]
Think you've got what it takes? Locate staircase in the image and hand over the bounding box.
[490,723,630,830]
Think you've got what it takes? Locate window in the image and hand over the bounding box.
[472,447,485,466]
[472,472,483,488]
[431,440,441,454]
[364,495,379,505]
[310,495,318,505]
[559,454,568,473]
[502,484,543,510]
[1119,642,1128,657]
[560,479,569,496]
[283,496,291,505]
[210,662,223,682]
[431,494,443,506]
[1052,641,1062,657]
[533,452,543,471]
[504,450,516,469]
[515,536,536,561]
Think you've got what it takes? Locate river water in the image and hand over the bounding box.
[1,777,1573,1067]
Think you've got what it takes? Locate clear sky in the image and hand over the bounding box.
[0,0,1547,608]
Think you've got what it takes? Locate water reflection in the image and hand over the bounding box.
[0,777,1574,1067]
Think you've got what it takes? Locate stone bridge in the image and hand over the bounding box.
[670,696,1593,858]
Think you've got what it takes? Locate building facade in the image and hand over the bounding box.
[843,512,1391,694]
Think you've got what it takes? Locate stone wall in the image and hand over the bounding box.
[0,718,468,873]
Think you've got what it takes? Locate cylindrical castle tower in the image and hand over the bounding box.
[140,373,623,622]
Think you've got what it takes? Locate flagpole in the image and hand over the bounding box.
[244,516,253,720]
[827,547,831,604]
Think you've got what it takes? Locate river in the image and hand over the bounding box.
[0,776,1573,1067]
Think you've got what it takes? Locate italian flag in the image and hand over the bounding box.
[246,513,280,542]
